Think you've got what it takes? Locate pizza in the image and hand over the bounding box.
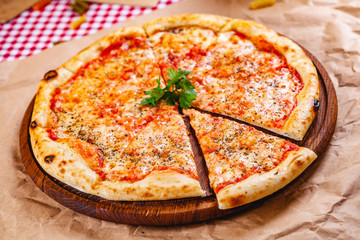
[29,14,319,209]
[184,109,317,209]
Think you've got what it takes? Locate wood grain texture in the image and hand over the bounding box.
[19,52,337,226]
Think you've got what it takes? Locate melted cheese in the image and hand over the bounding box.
[148,26,217,81]
[190,31,303,130]
[107,104,197,182]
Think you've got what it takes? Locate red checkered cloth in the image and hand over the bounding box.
[0,0,180,62]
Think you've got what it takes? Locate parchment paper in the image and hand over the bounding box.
[1,0,360,239]
[0,0,38,23]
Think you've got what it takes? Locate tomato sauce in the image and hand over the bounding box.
[100,36,146,58]
[215,167,261,193]
[46,128,59,141]
[70,139,105,171]
[185,46,206,61]
[50,88,63,112]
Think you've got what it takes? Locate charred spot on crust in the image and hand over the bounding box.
[30,121,37,129]
[227,194,246,208]
[91,183,100,190]
[58,161,67,168]
[296,159,304,166]
[312,99,320,110]
[142,192,155,198]
[44,70,58,81]
[44,155,55,164]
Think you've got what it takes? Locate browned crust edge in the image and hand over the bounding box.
[217,148,317,209]
[220,19,320,140]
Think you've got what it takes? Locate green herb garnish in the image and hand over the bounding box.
[141,69,197,109]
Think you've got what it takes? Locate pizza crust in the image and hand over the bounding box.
[217,147,317,209]
[62,26,146,73]
[30,127,204,201]
[143,13,230,36]
[99,171,204,200]
[32,67,73,127]
[220,19,320,140]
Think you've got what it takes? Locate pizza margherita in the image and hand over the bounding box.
[29,14,319,209]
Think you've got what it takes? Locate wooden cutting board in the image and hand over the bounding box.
[19,49,337,226]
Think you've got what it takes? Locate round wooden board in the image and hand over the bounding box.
[19,50,337,226]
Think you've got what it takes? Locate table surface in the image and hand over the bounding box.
[0,0,180,63]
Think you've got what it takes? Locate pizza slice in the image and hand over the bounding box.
[184,108,317,209]
[143,14,229,82]
[189,19,320,140]
[99,103,204,200]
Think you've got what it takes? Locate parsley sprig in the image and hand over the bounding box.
[141,69,197,109]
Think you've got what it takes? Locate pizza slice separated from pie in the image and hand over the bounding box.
[143,14,229,82]
[189,19,320,141]
[184,108,317,209]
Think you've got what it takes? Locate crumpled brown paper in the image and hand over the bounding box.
[0,0,38,23]
[1,0,360,239]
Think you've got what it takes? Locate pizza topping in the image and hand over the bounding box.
[50,88,63,112]
[100,37,147,58]
[44,155,55,164]
[66,138,105,174]
[105,104,198,183]
[141,69,197,109]
[149,26,218,81]
[43,70,58,81]
[46,128,59,141]
[184,46,207,62]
